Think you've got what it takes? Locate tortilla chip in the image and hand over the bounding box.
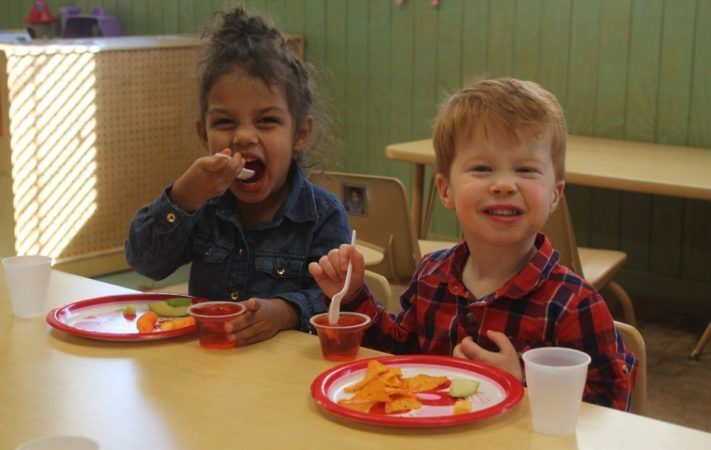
[339,360,449,415]
[338,399,377,413]
[402,374,448,392]
[345,360,390,393]
[384,394,421,414]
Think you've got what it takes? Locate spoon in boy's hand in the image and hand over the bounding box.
[213,152,255,179]
[328,229,357,324]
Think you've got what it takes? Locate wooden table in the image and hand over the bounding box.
[2,269,710,449]
[386,136,711,237]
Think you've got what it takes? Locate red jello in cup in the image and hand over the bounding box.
[188,301,246,350]
[309,312,371,361]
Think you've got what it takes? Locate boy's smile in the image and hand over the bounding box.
[436,126,564,252]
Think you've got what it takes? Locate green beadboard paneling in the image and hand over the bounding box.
[657,0,695,146]
[323,0,347,170]
[537,0,571,105]
[461,0,488,81]
[303,0,326,64]
[344,0,368,173]
[594,0,631,138]
[565,0,600,137]
[487,0,515,78]
[387,0,414,183]
[512,0,542,82]
[367,0,391,175]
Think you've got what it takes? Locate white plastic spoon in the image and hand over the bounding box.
[213,153,255,180]
[328,229,357,324]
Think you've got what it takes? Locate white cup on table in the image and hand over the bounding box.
[522,347,591,435]
[2,255,52,318]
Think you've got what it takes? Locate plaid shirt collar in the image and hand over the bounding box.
[424,233,560,302]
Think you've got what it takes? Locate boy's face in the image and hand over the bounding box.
[435,126,564,250]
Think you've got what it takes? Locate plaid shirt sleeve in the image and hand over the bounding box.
[553,289,638,411]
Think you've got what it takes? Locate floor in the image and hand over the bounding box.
[95,271,711,433]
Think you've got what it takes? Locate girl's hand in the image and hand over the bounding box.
[453,331,523,382]
[308,244,365,303]
[170,148,247,212]
[223,298,298,346]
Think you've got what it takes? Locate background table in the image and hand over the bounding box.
[1,268,710,449]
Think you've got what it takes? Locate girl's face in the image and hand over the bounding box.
[435,126,564,252]
[199,70,312,221]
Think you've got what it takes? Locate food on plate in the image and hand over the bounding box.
[148,298,191,317]
[122,305,137,320]
[159,316,196,331]
[338,360,448,414]
[448,378,480,398]
[453,398,472,414]
[136,311,158,333]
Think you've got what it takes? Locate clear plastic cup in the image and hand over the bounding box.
[188,301,246,349]
[309,312,371,361]
[522,347,591,435]
[2,255,52,318]
[16,435,99,450]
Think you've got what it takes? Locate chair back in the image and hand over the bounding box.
[309,171,421,282]
[614,321,647,415]
[541,195,584,274]
[363,270,398,312]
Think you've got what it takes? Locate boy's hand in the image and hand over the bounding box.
[308,244,365,303]
[170,148,247,212]
[224,298,298,346]
[453,331,523,382]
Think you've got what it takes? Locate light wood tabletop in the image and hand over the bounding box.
[385,136,711,237]
[2,268,710,449]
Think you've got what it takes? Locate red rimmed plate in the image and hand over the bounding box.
[47,293,202,341]
[311,355,524,427]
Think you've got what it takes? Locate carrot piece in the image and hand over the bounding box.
[137,311,158,333]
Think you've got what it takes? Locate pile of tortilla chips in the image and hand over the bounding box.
[338,360,448,414]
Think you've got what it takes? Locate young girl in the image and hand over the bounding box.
[125,6,350,345]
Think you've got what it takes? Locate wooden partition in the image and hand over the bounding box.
[0,36,203,276]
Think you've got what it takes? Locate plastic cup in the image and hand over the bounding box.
[309,312,371,361]
[2,255,52,319]
[16,435,99,450]
[188,301,246,349]
[522,347,592,435]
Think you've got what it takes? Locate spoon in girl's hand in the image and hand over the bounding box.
[213,153,255,179]
[327,229,357,324]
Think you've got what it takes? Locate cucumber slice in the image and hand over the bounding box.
[448,378,480,398]
[148,300,189,317]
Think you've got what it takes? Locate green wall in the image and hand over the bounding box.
[3,0,710,309]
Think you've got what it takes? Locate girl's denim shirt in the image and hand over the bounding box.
[125,162,351,331]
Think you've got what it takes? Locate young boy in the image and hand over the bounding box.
[308,78,636,411]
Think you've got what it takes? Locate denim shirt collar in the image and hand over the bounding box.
[208,160,318,229]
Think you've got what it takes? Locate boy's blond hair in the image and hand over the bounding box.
[433,78,567,180]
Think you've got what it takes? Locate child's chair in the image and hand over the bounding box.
[363,270,400,313]
[308,171,456,283]
[614,321,647,415]
[543,195,637,326]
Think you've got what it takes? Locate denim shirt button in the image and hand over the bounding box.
[238,247,245,257]
[165,212,176,223]
[230,291,239,300]
[276,266,286,276]
[204,247,212,257]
